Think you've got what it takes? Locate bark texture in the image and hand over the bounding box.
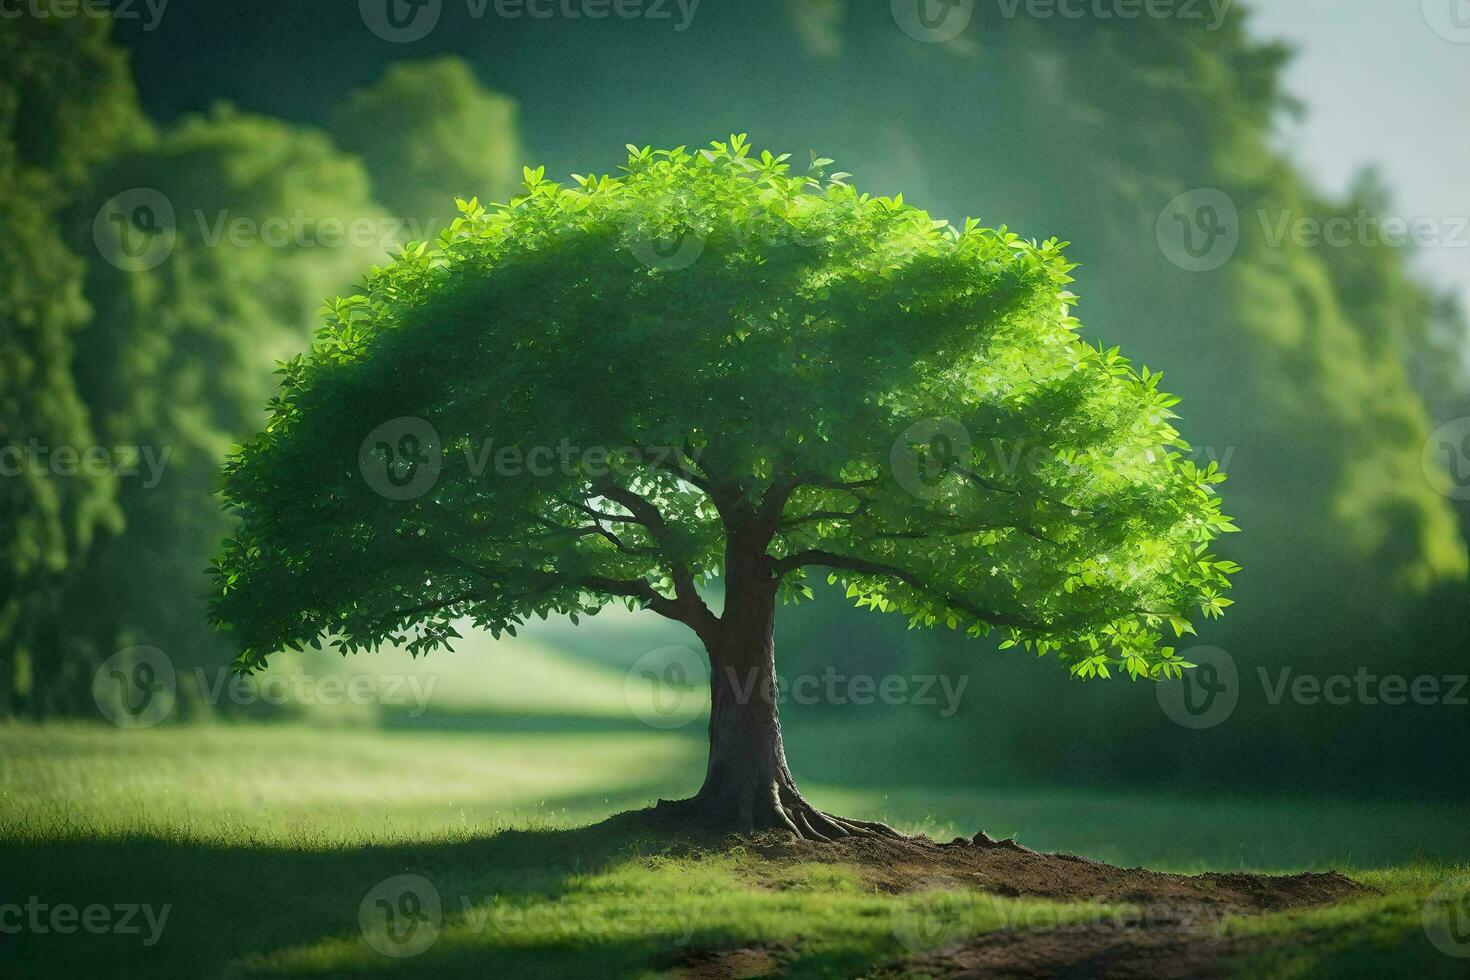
[658,548,903,841]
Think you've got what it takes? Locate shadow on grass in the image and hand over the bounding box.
[0,804,727,979]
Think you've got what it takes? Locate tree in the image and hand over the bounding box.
[0,13,144,713]
[328,58,521,234]
[0,26,528,717]
[211,137,1237,838]
[46,103,387,715]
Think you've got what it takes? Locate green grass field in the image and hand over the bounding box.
[4,619,1470,977]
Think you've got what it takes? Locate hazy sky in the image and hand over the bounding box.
[1247,0,1469,313]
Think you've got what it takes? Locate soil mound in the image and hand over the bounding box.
[646,821,1365,979]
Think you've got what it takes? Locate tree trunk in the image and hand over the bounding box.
[656,558,903,841]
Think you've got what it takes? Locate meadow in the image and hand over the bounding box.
[4,614,1469,977]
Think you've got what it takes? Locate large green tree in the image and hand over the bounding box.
[212,138,1236,835]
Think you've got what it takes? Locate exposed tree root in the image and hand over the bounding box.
[653,780,908,843]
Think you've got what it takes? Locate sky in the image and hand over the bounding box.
[1247,0,1470,314]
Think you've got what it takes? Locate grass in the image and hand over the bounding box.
[5,623,1470,977]
[5,720,1469,978]
[1226,868,1470,978]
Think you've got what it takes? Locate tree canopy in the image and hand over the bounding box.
[212,136,1237,681]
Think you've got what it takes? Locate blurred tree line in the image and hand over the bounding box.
[2,4,1467,797]
[0,17,519,715]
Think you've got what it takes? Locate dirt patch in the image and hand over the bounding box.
[652,824,1364,979]
[671,943,787,979]
[748,830,1362,915]
[875,920,1263,979]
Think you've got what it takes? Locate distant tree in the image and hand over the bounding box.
[1,34,529,717]
[0,14,143,713]
[44,104,387,715]
[213,137,1237,837]
[329,58,521,234]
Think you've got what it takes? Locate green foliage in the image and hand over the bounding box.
[827,4,1466,596]
[759,1,1469,793]
[213,137,1236,680]
[0,22,523,714]
[37,105,389,702]
[0,14,145,708]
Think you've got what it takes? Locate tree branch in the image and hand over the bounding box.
[589,478,716,629]
[760,474,877,519]
[579,575,720,641]
[556,495,646,526]
[956,467,1101,518]
[624,442,715,495]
